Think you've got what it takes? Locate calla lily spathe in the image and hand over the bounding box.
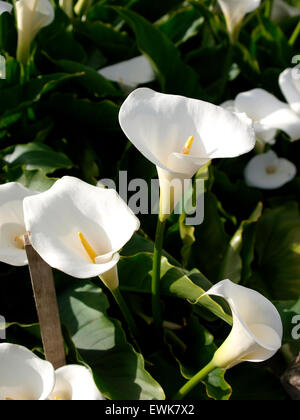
[280,68,300,116]
[272,0,300,21]
[224,88,300,142]
[205,280,283,369]
[23,176,140,289]
[217,0,261,40]
[119,88,255,219]
[0,343,104,400]
[244,150,297,190]
[49,365,104,400]
[0,182,38,266]
[16,0,55,64]
[0,1,12,15]
[99,55,155,93]
[0,343,55,400]
[59,0,73,18]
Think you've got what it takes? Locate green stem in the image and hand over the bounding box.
[173,360,216,400]
[110,287,139,339]
[289,20,300,47]
[151,216,167,330]
[264,0,273,19]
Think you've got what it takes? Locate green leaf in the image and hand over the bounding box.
[114,7,205,97]
[58,282,165,400]
[274,298,300,344]
[118,252,232,325]
[2,142,73,175]
[253,202,300,300]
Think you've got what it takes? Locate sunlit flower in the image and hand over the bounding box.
[0,182,38,266]
[279,68,300,116]
[223,88,300,143]
[0,343,55,400]
[23,176,140,290]
[49,365,104,401]
[0,1,12,15]
[59,0,73,18]
[217,0,261,40]
[244,150,297,190]
[16,0,55,64]
[119,88,255,220]
[205,280,283,369]
[99,55,155,93]
[271,0,300,22]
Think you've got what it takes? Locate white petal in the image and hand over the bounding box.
[99,55,155,88]
[205,280,282,369]
[0,182,38,266]
[218,0,261,34]
[244,150,297,190]
[0,1,13,14]
[49,365,104,401]
[236,88,300,141]
[23,177,140,279]
[16,0,55,43]
[279,68,300,115]
[272,0,300,21]
[119,88,255,176]
[221,100,236,112]
[0,343,55,400]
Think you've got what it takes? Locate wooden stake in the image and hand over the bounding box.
[24,234,66,370]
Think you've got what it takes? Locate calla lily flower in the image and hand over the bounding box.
[0,343,55,400]
[279,68,300,116]
[23,176,140,289]
[244,150,297,190]
[272,0,300,21]
[16,0,55,64]
[217,0,261,40]
[49,365,104,400]
[0,1,12,15]
[205,280,283,369]
[224,88,300,142]
[99,55,155,93]
[0,182,38,266]
[119,88,255,219]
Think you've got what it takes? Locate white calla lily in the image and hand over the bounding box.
[49,365,104,400]
[119,88,255,219]
[0,343,55,400]
[0,182,38,266]
[0,1,12,15]
[217,0,261,40]
[272,0,300,21]
[99,55,155,93]
[23,176,140,289]
[226,88,300,142]
[16,0,55,64]
[244,150,297,190]
[206,280,283,369]
[279,68,300,116]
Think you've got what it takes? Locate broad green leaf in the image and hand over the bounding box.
[274,299,300,344]
[118,252,232,325]
[59,282,165,400]
[114,7,206,97]
[253,202,300,300]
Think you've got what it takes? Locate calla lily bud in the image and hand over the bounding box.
[272,0,300,22]
[205,280,283,370]
[0,1,13,15]
[119,88,255,220]
[99,55,155,93]
[217,0,261,41]
[0,182,38,266]
[0,343,55,400]
[16,0,55,64]
[59,0,73,18]
[49,365,104,400]
[23,176,140,290]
